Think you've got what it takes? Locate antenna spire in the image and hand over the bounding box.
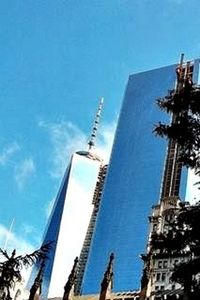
[88,97,104,151]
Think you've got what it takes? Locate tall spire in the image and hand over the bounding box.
[99,253,114,300]
[88,98,104,151]
[63,257,79,300]
[28,260,45,300]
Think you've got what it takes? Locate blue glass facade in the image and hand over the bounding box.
[81,63,199,294]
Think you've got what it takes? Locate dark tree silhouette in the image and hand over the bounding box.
[154,76,200,172]
[0,243,51,300]
[154,62,200,299]
[150,203,200,297]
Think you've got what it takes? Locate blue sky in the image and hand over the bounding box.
[0,0,200,253]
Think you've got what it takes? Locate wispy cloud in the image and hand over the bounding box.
[0,223,35,255]
[21,223,35,235]
[14,158,36,190]
[39,120,88,178]
[0,142,20,166]
[39,119,117,178]
[97,121,117,163]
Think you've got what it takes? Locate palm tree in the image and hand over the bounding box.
[0,243,51,300]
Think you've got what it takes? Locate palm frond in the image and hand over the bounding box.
[0,249,9,260]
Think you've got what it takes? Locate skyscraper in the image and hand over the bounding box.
[80,59,200,294]
[27,100,104,300]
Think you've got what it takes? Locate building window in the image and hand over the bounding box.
[153,224,157,232]
[163,260,168,268]
[158,260,162,268]
[160,286,164,290]
[161,273,166,281]
[174,259,179,266]
[156,273,161,281]
[155,286,159,291]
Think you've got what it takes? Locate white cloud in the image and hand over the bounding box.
[39,119,117,178]
[21,223,35,235]
[39,120,86,178]
[0,223,35,257]
[0,142,20,166]
[96,121,117,163]
[14,158,36,190]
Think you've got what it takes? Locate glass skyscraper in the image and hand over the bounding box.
[28,151,103,299]
[80,60,200,294]
[46,152,103,299]
[27,99,104,299]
